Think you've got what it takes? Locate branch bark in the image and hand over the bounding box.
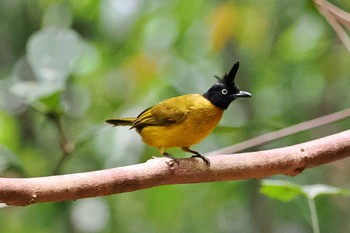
[1,130,350,206]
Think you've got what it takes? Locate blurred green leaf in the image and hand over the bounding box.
[261,180,350,202]
[10,78,65,104]
[11,57,36,82]
[9,57,65,103]
[27,27,83,82]
[40,92,61,112]
[302,184,350,200]
[8,27,85,103]
[260,179,304,202]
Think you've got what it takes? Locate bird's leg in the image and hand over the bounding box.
[181,147,210,166]
[160,147,179,164]
[163,152,180,165]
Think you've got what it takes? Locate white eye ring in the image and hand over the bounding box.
[221,89,228,95]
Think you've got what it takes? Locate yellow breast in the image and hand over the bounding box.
[139,94,223,149]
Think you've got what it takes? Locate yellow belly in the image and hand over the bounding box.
[139,98,223,149]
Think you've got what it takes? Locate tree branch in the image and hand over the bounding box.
[1,130,350,206]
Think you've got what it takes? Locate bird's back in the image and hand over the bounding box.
[138,94,224,149]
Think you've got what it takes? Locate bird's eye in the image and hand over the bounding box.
[221,89,228,95]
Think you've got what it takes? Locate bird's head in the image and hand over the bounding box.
[203,61,251,110]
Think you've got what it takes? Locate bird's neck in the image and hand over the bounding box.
[202,92,232,110]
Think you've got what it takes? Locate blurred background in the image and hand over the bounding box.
[1,0,350,232]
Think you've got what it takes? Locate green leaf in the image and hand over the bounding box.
[9,58,65,104]
[260,179,304,202]
[302,184,350,200]
[39,92,61,112]
[26,27,83,83]
[261,180,350,202]
[9,27,84,103]
[10,78,65,104]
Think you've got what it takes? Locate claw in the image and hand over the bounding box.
[162,151,179,165]
[191,154,211,166]
[182,147,211,166]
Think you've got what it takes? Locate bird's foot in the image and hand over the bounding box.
[191,154,211,166]
[182,147,211,166]
[163,152,179,165]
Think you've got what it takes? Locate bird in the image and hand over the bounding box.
[106,61,251,166]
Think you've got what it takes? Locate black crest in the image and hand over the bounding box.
[203,61,251,110]
[215,61,241,93]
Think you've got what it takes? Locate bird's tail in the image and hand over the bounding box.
[105,118,136,126]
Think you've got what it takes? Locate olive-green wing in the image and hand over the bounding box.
[131,96,190,129]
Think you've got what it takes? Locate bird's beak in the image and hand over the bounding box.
[233,90,252,98]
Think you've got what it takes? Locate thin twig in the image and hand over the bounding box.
[314,0,350,52]
[308,198,320,233]
[47,112,74,175]
[207,108,350,155]
[314,0,350,29]
[29,104,75,174]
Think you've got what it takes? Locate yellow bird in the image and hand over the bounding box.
[106,62,251,165]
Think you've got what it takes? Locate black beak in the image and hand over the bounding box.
[233,91,252,98]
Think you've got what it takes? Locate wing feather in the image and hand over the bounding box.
[131,95,194,129]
